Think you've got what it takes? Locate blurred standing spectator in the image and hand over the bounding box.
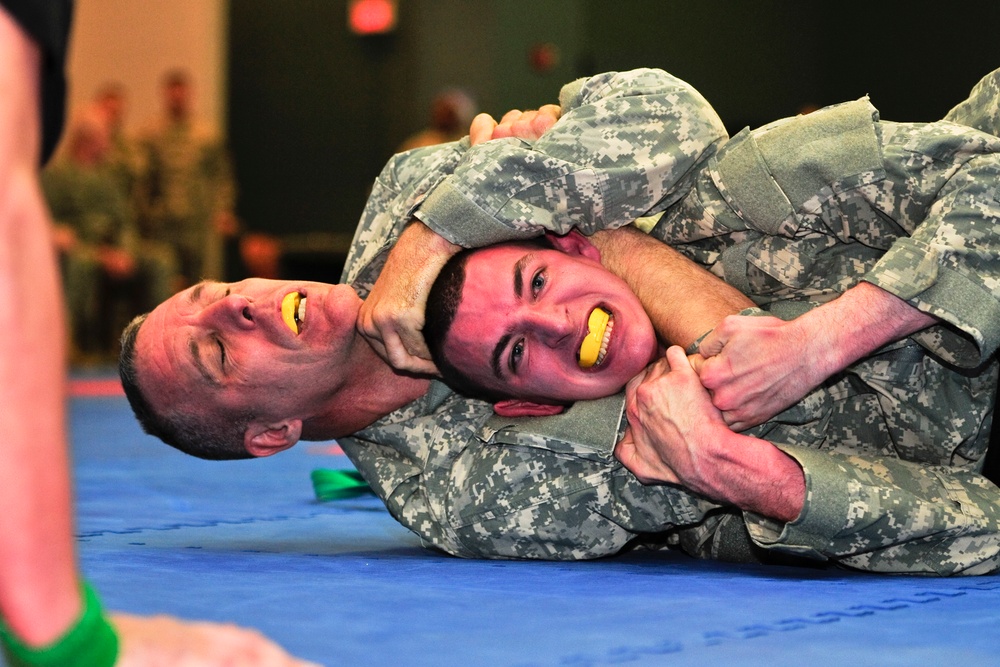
[398,87,477,151]
[92,81,145,206]
[43,109,178,359]
[138,68,237,286]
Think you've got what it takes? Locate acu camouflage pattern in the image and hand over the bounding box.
[341,67,1000,574]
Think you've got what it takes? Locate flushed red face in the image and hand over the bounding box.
[442,243,659,405]
[135,278,365,431]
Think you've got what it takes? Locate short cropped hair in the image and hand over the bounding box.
[424,237,554,403]
[118,314,254,460]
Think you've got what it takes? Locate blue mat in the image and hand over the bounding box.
[65,389,1000,666]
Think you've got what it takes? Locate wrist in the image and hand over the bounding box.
[798,282,936,377]
[0,583,118,667]
[701,429,805,522]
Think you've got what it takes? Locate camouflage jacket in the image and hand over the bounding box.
[339,68,1000,575]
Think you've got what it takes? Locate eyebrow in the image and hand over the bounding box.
[188,338,220,387]
[187,281,207,304]
[490,253,534,380]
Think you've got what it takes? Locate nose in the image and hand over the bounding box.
[201,294,255,330]
[524,304,574,347]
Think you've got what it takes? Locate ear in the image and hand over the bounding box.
[244,419,303,458]
[545,229,601,262]
[493,399,567,417]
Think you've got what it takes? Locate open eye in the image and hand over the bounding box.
[530,270,545,296]
[509,339,525,373]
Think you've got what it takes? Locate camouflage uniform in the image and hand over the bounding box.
[138,118,235,285]
[42,158,177,352]
[339,68,1000,574]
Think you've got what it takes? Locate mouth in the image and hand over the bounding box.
[281,292,307,335]
[578,307,613,369]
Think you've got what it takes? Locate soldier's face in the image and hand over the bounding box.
[165,82,190,117]
[135,279,364,433]
[442,243,658,404]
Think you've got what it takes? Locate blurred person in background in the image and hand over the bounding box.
[43,108,178,361]
[398,87,478,151]
[138,68,237,287]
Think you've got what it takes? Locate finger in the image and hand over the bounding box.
[665,345,694,373]
[469,113,498,146]
[639,354,671,382]
[533,105,560,134]
[697,328,726,357]
[687,352,706,376]
[538,103,561,118]
[613,436,636,467]
[625,365,650,395]
[499,109,522,124]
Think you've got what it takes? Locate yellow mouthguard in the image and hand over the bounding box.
[579,308,610,368]
[281,292,301,334]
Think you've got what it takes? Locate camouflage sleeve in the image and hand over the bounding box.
[342,141,467,292]
[744,446,1000,575]
[944,66,1000,137]
[863,140,1000,366]
[415,68,728,248]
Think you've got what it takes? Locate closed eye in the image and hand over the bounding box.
[216,337,226,367]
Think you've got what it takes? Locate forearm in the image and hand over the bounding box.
[795,281,937,382]
[683,427,805,523]
[0,9,81,645]
[591,226,754,348]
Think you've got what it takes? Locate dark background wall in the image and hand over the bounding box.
[228,0,1000,280]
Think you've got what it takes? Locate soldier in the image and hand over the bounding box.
[92,82,145,209]
[43,109,178,358]
[138,68,237,287]
[120,69,1000,576]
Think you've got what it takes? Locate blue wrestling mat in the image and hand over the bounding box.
[61,372,1000,666]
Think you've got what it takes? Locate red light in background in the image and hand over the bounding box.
[348,0,397,35]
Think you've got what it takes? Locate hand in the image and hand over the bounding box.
[357,221,460,374]
[112,613,320,666]
[614,347,727,492]
[617,346,806,520]
[468,105,560,146]
[694,284,940,431]
[692,314,819,430]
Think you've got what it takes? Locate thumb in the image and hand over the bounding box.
[687,352,706,376]
[697,328,725,357]
[665,345,694,373]
[613,430,636,465]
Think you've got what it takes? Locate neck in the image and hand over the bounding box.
[306,341,431,440]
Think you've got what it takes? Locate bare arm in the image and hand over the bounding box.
[0,7,81,645]
[589,225,754,349]
[0,8,316,665]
